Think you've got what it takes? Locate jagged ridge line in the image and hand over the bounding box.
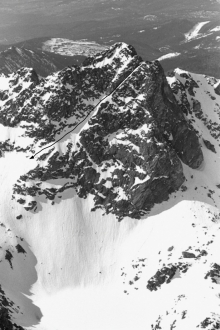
[30,62,145,159]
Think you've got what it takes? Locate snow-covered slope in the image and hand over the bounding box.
[0,42,220,329]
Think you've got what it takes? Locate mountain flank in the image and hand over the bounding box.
[0,42,203,219]
[0,42,220,330]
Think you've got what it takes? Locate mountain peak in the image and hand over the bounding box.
[0,42,220,330]
[0,42,203,219]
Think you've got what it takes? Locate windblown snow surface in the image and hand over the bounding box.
[0,51,220,329]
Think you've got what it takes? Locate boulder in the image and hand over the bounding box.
[182,251,196,258]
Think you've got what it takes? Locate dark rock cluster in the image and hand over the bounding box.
[214,82,220,96]
[204,263,220,284]
[0,140,15,157]
[198,316,220,329]
[0,285,25,330]
[203,139,216,153]
[182,251,196,258]
[147,262,191,291]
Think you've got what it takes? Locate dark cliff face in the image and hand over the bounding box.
[0,42,203,220]
[0,285,25,330]
[168,69,220,145]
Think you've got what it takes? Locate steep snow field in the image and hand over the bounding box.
[0,56,220,328]
[1,124,220,329]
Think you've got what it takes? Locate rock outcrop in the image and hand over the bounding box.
[205,263,220,284]
[0,285,25,330]
[214,82,220,96]
[147,262,191,291]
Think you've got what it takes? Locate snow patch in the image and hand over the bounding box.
[0,75,9,91]
[132,175,150,187]
[210,26,220,32]
[184,21,210,42]
[157,53,181,61]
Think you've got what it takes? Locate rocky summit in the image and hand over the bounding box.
[0,42,220,330]
[0,42,203,220]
